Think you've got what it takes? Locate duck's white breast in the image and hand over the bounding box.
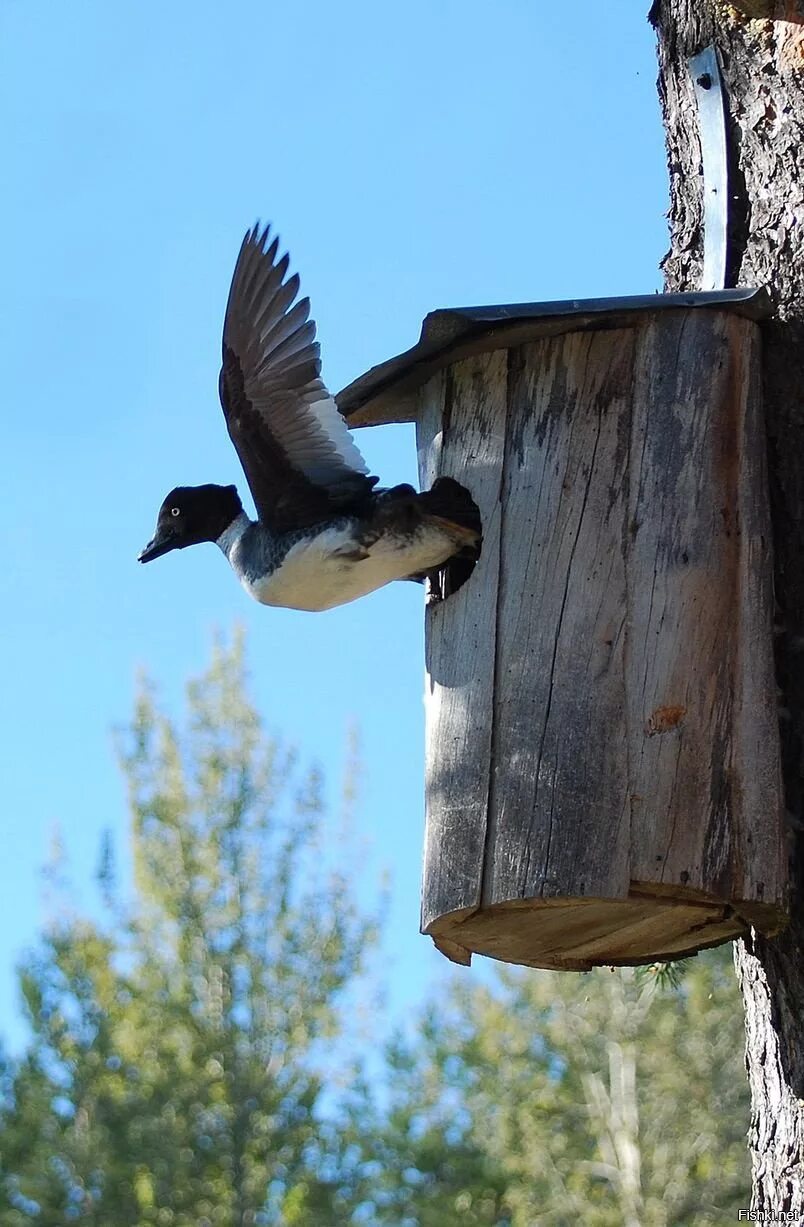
[245,523,454,612]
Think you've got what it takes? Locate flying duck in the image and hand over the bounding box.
[139,223,480,612]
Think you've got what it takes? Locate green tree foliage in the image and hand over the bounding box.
[0,633,753,1226]
[352,951,750,1226]
[0,634,376,1226]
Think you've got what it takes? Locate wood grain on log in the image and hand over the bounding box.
[416,353,507,955]
[418,309,785,971]
[485,329,632,906]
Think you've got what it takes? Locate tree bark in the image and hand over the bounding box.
[650,0,804,1212]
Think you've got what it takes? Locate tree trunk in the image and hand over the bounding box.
[650,0,804,1212]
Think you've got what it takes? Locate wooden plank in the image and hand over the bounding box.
[626,312,783,911]
[729,317,786,912]
[340,297,770,427]
[483,329,634,904]
[416,352,507,934]
[432,895,746,971]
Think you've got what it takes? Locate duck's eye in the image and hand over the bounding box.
[171,507,181,517]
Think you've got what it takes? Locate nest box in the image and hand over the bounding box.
[339,291,789,971]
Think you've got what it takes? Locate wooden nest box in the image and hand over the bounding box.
[339,291,789,970]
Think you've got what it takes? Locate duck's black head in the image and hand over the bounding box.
[138,484,243,563]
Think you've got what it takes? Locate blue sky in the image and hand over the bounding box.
[1,1,667,1052]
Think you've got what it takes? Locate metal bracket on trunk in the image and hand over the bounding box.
[688,44,729,291]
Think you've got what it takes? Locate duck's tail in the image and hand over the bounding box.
[415,476,481,600]
[417,476,482,545]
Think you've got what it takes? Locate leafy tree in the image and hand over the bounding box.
[352,949,749,1226]
[0,633,376,1226]
[0,631,755,1226]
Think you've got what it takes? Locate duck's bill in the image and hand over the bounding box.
[138,531,177,563]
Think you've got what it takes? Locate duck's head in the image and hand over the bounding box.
[138,484,243,563]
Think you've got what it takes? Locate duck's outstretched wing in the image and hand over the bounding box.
[219,222,378,533]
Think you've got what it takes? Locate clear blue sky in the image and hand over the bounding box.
[1,1,666,1052]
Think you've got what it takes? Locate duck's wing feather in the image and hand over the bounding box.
[219,223,377,533]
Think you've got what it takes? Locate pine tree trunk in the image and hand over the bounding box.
[650,1,804,1212]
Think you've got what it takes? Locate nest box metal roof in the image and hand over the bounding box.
[337,287,771,427]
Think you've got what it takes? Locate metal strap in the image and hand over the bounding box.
[688,45,729,291]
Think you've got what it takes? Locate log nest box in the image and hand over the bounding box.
[339,290,789,971]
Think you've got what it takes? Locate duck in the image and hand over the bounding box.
[138,223,481,612]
